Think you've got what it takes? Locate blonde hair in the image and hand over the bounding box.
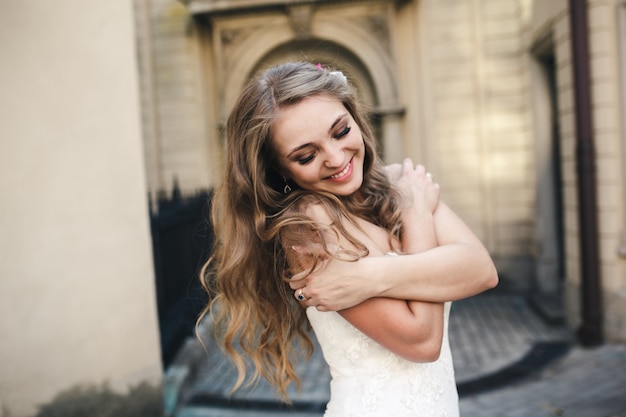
[198,62,403,399]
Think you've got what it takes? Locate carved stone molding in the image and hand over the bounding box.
[288,4,314,40]
[188,0,402,122]
[365,13,389,50]
[218,26,259,70]
[220,27,244,45]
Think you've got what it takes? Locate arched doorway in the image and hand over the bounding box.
[200,0,406,163]
[530,34,566,323]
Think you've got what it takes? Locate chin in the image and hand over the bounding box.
[337,180,363,196]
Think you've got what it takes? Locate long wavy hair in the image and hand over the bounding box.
[198,61,403,400]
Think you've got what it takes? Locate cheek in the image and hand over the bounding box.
[350,128,365,147]
[289,166,313,182]
[288,165,323,187]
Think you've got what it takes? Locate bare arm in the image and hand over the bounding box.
[291,163,498,311]
[372,200,497,301]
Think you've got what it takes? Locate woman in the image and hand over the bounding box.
[199,61,498,416]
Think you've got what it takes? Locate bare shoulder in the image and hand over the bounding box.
[289,193,338,225]
[303,201,333,223]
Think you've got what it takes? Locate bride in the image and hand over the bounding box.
[199,61,498,416]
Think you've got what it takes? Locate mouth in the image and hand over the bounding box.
[327,159,353,181]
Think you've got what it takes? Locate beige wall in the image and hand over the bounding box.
[0,2,163,416]
[410,0,534,287]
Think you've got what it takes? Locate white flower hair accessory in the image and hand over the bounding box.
[316,63,348,85]
[329,70,348,84]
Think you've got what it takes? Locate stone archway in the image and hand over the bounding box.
[251,40,377,109]
[196,0,406,162]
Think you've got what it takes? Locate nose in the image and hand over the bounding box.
[324,143,344,168]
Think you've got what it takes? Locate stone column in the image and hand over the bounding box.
[378,106,406,164]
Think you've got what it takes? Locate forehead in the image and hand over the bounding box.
[271,94,347,146]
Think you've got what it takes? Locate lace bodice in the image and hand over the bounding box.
[307,302,459,417]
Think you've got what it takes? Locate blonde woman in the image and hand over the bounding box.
[200,61,498,416]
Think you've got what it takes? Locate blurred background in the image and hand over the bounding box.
[1,0,626,416]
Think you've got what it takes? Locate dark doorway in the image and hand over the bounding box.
[530,37,566,323]
[150,185,213,367]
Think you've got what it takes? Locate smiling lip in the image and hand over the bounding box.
[327,159,353,182]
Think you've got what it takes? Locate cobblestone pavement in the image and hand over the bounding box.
[459,344,626,417]
[168,294,626,417]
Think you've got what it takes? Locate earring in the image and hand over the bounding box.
[283,177,292,194]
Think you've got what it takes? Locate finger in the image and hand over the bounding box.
[428,181,441,197]
[402,158,414,174]
[287,242,329,291]
[290,243,317,255]
[289,270,308,289]
[288,255,330,289]
[384,163,402,181]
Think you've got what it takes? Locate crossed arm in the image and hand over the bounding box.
[291,162,498,312]
[291,160,449,362]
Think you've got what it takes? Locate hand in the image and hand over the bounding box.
[289,257,373,311]
[384,163,402,182]
[394,159,440,218]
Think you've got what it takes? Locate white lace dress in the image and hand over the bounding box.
[306,302,459,417]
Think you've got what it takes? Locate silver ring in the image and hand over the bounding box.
[296,289,305,301]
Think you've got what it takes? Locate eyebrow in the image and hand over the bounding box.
[286,113,347,158]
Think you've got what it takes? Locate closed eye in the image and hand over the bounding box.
[297,153,315,165]
[334,126,351,139]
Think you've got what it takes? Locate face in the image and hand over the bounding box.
[270,94,365,196]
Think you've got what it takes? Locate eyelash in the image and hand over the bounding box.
[298,154,315,165]
[296,125,351,165]
[335,126,351,139]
